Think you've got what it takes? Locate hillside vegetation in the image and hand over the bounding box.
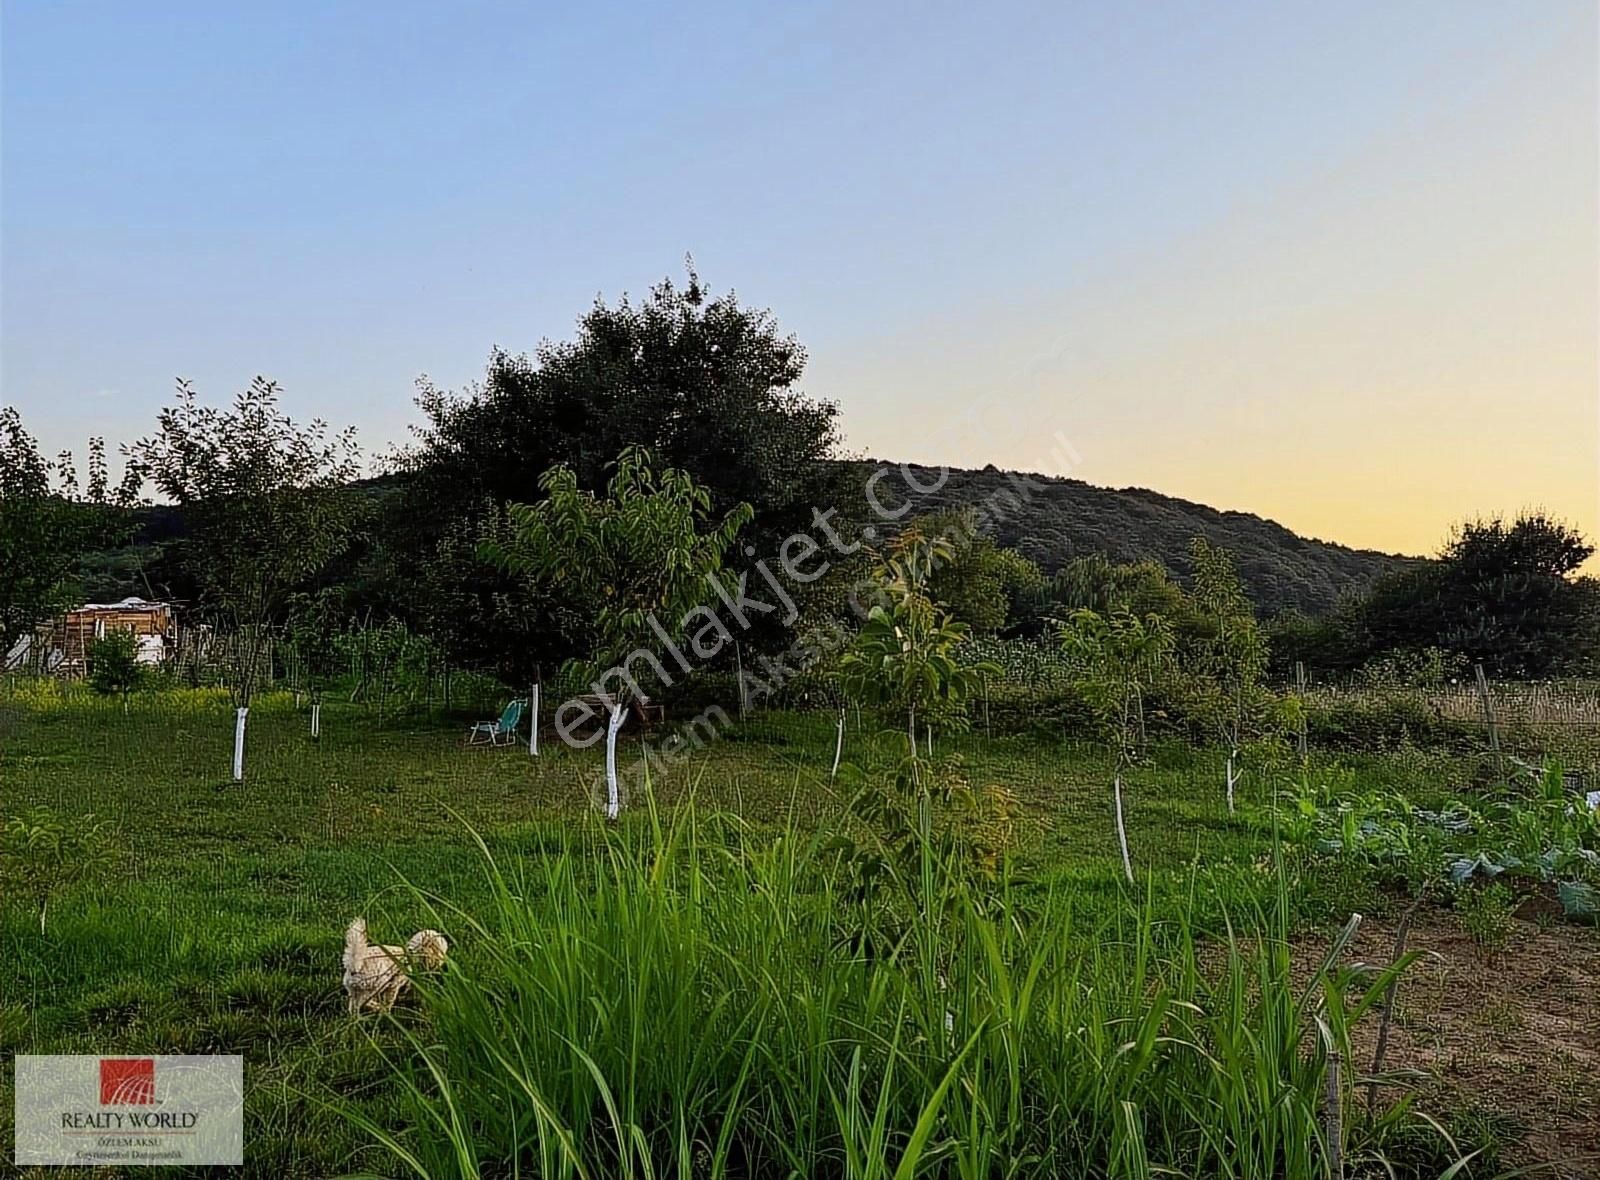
[866,461,1416,616]
[83,462,1411,619]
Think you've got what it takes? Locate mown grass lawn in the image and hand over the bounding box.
[0,684,1463,1178]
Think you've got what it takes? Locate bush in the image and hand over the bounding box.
[980,681,1098,739]
[1,806,116,932]
[86,630,146,702]
[1305,692,1480,751]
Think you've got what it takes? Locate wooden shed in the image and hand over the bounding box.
[43,598,177,674]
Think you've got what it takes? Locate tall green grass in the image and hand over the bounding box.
[343,802,1445,1180]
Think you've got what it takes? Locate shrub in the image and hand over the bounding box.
[1,806,116,933]
[1456,881,1515,951]
[86,630,146,704]
[1305,692,1479,751]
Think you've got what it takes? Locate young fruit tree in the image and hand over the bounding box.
[480,446,752,818]
[839,529,994,766]
[285,590,346,740]
[2,807,115,934]
[1058,607,1174,882]
[834,528,1006,909]
[128,378,361,781]
[1187,538,1270,812]
[86,630,148,711]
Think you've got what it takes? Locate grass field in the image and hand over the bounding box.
[1,683,1594,1177]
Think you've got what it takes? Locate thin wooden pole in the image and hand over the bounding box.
[1366,903,1416,1117]
[1474,663,1502,780]
[1295,661,1309,759]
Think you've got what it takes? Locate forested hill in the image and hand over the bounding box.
[96,463,1415,619]
[859,461,1418,616]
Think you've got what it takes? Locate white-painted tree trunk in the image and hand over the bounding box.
[310,703,321,740]
[925,724,933,757]
[831,708,844,780]
[232,707,249,782]
[529,683,539,756]
[1114,770,1133,883]
[604,704,628,820]
[1225,750,1238,813]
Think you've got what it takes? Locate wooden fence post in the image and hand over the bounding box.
[1295,661,1308,759]
[1474,663,1502,780]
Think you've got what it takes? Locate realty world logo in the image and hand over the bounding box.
[66,1057,196,1135]
[100,1057,156,1106]
[13,1054,244,1167]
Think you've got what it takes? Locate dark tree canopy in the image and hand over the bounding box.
[390,269,851,676]
[914,507,1047,634]
[406,268,843,534]
[1348,513,1598,679]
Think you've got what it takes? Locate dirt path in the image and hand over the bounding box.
[1332,911,1600,1176]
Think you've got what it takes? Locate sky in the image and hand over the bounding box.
[3,0,1596,565]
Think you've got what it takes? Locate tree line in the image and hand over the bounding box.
[3,268,1597,700]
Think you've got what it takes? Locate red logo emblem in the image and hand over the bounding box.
[100,1058,155,1105]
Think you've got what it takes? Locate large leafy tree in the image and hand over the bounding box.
[0,409,137,662]
[481,446,753,697]
[410,505,592,690]
[916,508,1047,634]
[1353,514,1599,678]
[407,267,843,530]
[128,378,362,713]
[1049,554,1189,624]
[394,268,849,668]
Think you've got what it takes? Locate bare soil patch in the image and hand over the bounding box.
[1327,910,1600,1176]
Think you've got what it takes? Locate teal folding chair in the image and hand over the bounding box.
[467,698,525,746]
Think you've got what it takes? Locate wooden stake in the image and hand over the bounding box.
[1474,663,1503,780]
[1324,1046,1344,1180]
[1366,903,1416,1117]
[1295,661,1308,759]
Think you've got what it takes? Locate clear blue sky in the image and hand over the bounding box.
[3,1,1595,560]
